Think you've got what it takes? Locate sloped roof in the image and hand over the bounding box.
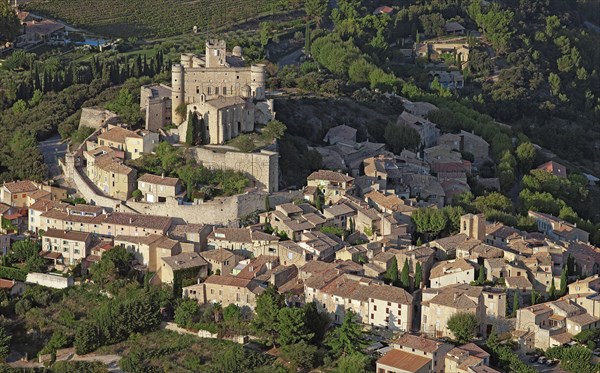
[378,349,430,371]
[307,170,353,183]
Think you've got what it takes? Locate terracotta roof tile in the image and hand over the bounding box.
[377,349,431,372]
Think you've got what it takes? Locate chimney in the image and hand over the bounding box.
[161,173,165,179]
[453,293,458,301]
[129,218,133,224]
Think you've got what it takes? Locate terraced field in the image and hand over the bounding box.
[24,0,293,38]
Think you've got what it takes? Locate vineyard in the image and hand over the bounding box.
[24,0,299,38]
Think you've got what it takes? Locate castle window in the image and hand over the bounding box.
[207,87,211,95]
[215,87,219,95]
[196,87,199,94]
[223,87,227,95]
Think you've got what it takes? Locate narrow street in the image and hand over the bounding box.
[38,134,68,180]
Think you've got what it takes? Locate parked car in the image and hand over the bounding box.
[537,356,547,364]
[529,356,538,363]
[545,359,558,366]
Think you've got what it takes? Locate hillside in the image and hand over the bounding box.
[24,0,294,38]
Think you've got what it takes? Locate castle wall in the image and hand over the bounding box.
[79,107,118,130]
[191,147,279,192]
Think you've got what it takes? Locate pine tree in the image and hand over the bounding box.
[560,266,568,295]
[549,278,556,299]
[414,262,423,289]
[401,259,410,290]
[325,310,366,357]
[512,291,519,316]
[252,286,284,346]
[385,256,398,285]
[477,266,485,285]
[276,307,314,346]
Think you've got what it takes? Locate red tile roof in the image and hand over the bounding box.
[377,349,431,371]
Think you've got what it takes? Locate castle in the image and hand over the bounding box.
[140,40,274,145]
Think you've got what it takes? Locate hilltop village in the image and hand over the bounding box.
[1,0,600,372]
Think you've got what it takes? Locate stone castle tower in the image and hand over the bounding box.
[170,39,267,124]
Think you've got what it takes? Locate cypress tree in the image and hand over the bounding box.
[512,291,519,316]
[549,278,556,299]
[414,262,423,289]
[477,266,485,285]
[185,111,194,146]
[560,266,568,295]
[385,256,398,285]
[530,289,537,305]
[400,259,410,290]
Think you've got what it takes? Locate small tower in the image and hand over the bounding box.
[460,213,485,241]
[205,39,226,68]
[171,64,185,124]
[250,64,266,100]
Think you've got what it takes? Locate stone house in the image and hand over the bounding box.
[1,180,66,208]
[137,173,184,203]
[84,147,137,200]
[429,259,475,288]
[96,125,159,160]
[322,203,355,230]
[140,84,172,131]
[184,275,264,309]
[307,170,354,205]
[115,234,181,272]
[528,211,589,243]
[396,111,440,148]
[298,230,345,262]
[377,334,454,373]
[159,252,208,284]
[168,223,212,252]
[515,300,598,351]
[200,248,240,276]
[323,124,357,145]
[207,227,279,257]
[42,229,93,265]
[262,203,326,241]
[28,200,69,234]
[304,272,413,330]
[568,275,600,296]
[421,284,506,338]
[0,279,25,297]
[444,343,498,373]
[536,161,567,178]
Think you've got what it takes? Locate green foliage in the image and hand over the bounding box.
[0,265,27,281]
[174,299,200,329]
[549,277,556,299]
[326,310,367,358]
[0,0,20,42]
[303,301,330,344]
[335,352,370,373]
[40,331,71,355]
[414,262,423,289]
[411,208,448,237]
[320,225,345,238]
[252,286,284,345]
[0,326,11,361]
[545,345,598,373]
[106,88,141,125]
[262,119,287,141]
[477,266,486,285]
[74,289,163,354]
[305,0,328,26]
[447,312,478,344]
[277,307,314,346]
[8,239,40,264]
[512,291,519,316]
[12,99,28,116]
[51,360,108,373]
[131,189,143,202]
[222,304,242,324]
[280,341,318,370]
[384,123,420,153]
[212,343,271,373]
[515,142,536,173]
[474,192,513,214]
[400,259,410,290]
[70,126,96,145]
[384,256,398,286]
[560,266,568,295]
